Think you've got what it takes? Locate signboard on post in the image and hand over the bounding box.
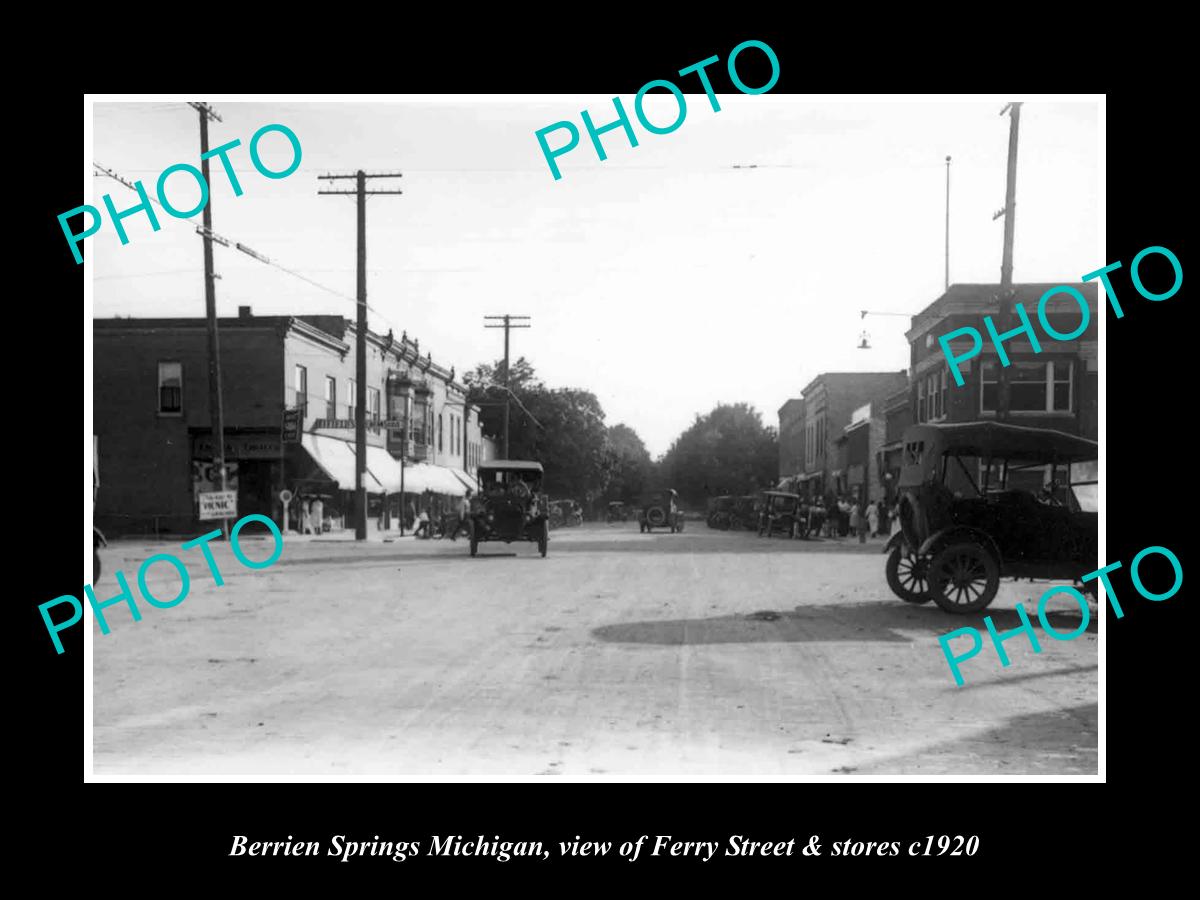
[282,409,302,443]
[199,490,238,520]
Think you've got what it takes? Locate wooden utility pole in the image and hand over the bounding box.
[189,101,230,540]
[484,315,531,457]
[318,170,403,540]
[994,102,1022,422]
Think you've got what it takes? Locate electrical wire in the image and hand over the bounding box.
[92,161,406,335]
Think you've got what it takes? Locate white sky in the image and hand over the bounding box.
[90,97,1099,457]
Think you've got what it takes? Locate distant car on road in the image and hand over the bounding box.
[757,490,811,539]
[884,422,1098,614]
[707,495,734,529]
[470,460,550,558]
[606,501,630,523]
[549,499,584,529]
[639,489,684,534]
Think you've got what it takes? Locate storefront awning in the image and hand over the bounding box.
[362,445,403,493]
[301,434,383,491]
[450,468,476,492]
[397,462,467,497]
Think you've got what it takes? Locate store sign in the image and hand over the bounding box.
[194,434,281,459]
[198,490,238,520]
[193,460,239,499]
[282,408,302,443]
[314,417,404,430]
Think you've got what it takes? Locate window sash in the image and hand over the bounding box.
[158,361,183,413]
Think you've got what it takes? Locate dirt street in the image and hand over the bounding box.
[91,523,1098,777]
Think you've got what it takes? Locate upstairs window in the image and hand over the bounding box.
[158,361,182,414]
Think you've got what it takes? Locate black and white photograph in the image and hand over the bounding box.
[82,92,1103,779]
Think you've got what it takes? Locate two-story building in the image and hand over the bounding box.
[94,307,490,537]
[793,371,910,502]
[777,398,806,482]
[904,283,1098,440]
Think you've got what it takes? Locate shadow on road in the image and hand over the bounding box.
[592,601,1096,646]
[850,702,1098,774]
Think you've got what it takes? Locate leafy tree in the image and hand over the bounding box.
[603,423,653,504]
[465,359,616,506]
[659,403,778,507]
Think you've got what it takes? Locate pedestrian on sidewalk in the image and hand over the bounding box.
[866,499,880,538]
[849,500,861,540]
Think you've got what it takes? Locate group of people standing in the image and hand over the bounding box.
[807,494,897,541]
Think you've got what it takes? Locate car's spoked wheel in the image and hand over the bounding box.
[885,544,932,604]
[929,542,999,613]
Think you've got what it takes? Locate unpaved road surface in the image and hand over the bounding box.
[92,523,1098,776]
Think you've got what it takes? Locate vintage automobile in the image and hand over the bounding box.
[707,495,735,530]
[733,495,759,531]
[639,489,684,533]
[757,490,811,539]
[884,422,1098,614]
[606,501,629,523]
[548,499,584,529]
[469,460,550,558]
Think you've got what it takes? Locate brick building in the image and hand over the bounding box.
[93,309,489,537]
[777,398,806,481]
[877,386,913,505]
[904,283,1098,440]
[791,371,909,502]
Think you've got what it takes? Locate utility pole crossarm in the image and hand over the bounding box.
[317,169,403,541]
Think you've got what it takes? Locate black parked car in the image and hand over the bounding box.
[884,422,1098,614]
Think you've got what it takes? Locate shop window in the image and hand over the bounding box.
[158,361,182,414]
[438,413,444,452]
[348,379,357,420]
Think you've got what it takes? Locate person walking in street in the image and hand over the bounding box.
[448,490,473,541]
[414,504,431,539]
[310,496,324,534]
[849,499,861,540]
[867,499,880,538]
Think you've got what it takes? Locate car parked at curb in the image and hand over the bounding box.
[884,422,1098,614]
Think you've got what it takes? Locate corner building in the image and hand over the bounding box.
[94,309,488,536]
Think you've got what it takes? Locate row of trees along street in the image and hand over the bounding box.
[465,359,778,515]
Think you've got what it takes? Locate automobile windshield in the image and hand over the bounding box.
[1070,460,1098,512]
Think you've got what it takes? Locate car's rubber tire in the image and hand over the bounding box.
[796,518,810,540]
[647,506,666,527]
[676,518,684,533]
[94,548,101,584]
[469,534,478,557]
[928,542,999,613]
[886,544,931,604]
